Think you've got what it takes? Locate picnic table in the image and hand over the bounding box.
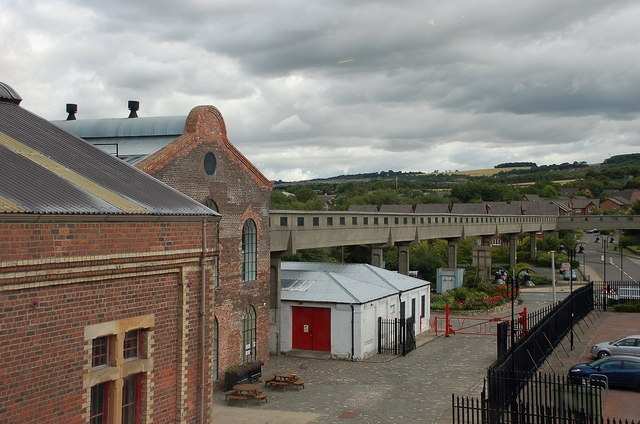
[225,384,268,405]
[265,372,305,390]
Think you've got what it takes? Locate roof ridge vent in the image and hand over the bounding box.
[128,100,139,118]
[66,103,77,120]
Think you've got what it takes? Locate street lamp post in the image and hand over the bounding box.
[510,268,534,351]
[620,245,624,283]
[576,242,586,280]
[549,250,557,303]
[595,236,608,282]
[567,248,577,350]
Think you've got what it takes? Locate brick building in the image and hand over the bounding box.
[54,103,273,386]
[0,83,220,423]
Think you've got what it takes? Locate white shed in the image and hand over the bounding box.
[278,262,431,360]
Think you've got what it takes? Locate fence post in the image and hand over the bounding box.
[497,322,508,358]
[445,304,450,337]
[378,317,382,354]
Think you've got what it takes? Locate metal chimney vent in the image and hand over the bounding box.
[128,100,139,118]
[66,104,77,120]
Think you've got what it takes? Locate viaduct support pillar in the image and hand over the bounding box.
[371,246,385,268]
[398,244,410,276]
[529,232,537,260]
[447,238,460,269]
[269,253,284,355]
[509,234,518,269]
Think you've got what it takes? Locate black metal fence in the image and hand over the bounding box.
[452,280,640,423]
[484,370,605,423]
[490,283,594,408]
[593,280,640,310]
[452,391,635,424]
[377,317,416,355]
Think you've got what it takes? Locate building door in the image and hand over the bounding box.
[291,306,331,351]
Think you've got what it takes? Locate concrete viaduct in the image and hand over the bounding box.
[267,211,640,352]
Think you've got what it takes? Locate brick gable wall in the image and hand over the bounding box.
[136,106,272,386]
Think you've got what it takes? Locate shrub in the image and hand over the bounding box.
[611,303,640,313]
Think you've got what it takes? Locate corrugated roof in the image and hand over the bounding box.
[0,99,219,217]
[281,262,430,304]
[53,116,187,138]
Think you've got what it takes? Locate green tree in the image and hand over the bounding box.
[540,184,561,199]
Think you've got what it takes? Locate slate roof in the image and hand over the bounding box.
[348,205,379,212]
[414,203,450,213]
[523,202,560,216]
[0,84,219,217]
[570,197,598,209]
[281,262,430,304]
[450,203,487,214]
[379,204,414,213]
[487,202,523,215]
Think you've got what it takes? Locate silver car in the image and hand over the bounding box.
[591,335,640,359]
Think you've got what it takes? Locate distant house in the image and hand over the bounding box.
[569,196,598,215]
[600,197,628,212]
[414,203,450,214]
[348,204,379,212]
[523,202,565,216]
[450,203,489,214]
[379,204,415,213]
[279,262,430,360]
[600,189,640,211]
[522,194,541,202]
[487,202,524,215]
[319,194,336,210]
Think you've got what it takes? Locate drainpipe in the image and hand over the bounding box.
[350,304,355,360]
[199,219,207,424]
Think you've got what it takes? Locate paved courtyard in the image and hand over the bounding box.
[213,287,638,423]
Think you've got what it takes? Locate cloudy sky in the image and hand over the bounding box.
[3,1,640,181]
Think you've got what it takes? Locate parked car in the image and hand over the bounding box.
[568,355,640,390]
[586,228,600,234]
[562,269,577,281]
[591,335,640,359]
[559,262,571,273]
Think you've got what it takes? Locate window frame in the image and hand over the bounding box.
[92,336,110,368]
[242,219,257,282]
[122,373,142,424]
[241,306,257,363]
[89,381,110,424]
[123,329,141,360]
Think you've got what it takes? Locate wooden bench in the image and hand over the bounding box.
[264,376,276,387]
[268,381,288,391]
[291,379,305,390]
[224,390,248,405]
[254,392,268,403]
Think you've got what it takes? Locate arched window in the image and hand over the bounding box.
[213,317,219,382]
[205,199,218,212]
[242,219,257,281]
[241,306,257,363]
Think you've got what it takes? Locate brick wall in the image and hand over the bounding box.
[0,220,217,424]
[137,105,273,385]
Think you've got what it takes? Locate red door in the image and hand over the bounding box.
[291,306,331,351]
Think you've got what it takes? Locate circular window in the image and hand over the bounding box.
[204,152,217,175]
